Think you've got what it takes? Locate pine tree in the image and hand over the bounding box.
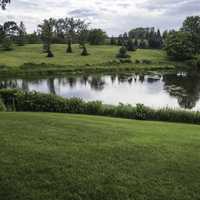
[17,21,26,46]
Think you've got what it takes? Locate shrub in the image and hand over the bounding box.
[0,89,200,125]
[0,98,6,112]
[2,37,13,51]
[135,60,140,64]
[141,59,152,64]
[116,46,130,59]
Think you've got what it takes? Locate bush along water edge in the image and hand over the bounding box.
[0,89,200,124]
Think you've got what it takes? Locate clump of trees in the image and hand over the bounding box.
[88,29,107,45]
[0,0,10,9]
[128,27,163,49]
[165,16,200,61]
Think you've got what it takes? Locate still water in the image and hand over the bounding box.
[1,72,200,110]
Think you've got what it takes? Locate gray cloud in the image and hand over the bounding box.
[0,0,199,36]
[68,9,98,17]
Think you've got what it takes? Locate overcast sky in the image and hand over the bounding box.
[0,0,199,35]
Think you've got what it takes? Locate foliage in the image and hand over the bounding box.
[165,31,194,61]
[126,39,136,51]
[88,29,107,45]
[1,37,13,50]
[16,21,26,46]
[110,36,117,45]
[1,89,200,124]
[181,16,200,54]
[0,0,10,9]
[38,18,55,57]
[116,46,130,58]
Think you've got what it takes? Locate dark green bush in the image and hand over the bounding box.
[0,89,200,125]
[135,60,140,64]
[116,46,130,59]
[141,59,152,64]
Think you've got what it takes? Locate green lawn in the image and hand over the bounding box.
[0,112,200,200]
[0,44,170,67]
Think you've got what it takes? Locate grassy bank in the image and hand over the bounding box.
[0,44,181,76]
[0,112,200,200]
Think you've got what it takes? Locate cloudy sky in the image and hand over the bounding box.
[0,0,199,35]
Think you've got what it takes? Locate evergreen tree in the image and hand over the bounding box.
[110,36,117,45]
[126,38,136,51]
[117,34,123,46]
[116,46,130,58]
[16,21,26,46]
[134,39,138,48]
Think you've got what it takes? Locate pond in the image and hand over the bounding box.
[0,71,200,110]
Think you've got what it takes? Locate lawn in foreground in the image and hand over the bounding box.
[0,112,200,200]
[0,44,169,67]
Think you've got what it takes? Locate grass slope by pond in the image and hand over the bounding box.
[1,112,200,200]
[0,44,181,75]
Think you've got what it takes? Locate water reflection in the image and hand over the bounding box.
[1,72,200,110]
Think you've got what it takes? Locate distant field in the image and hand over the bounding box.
[0,44,170,67]
[0,112,200,200]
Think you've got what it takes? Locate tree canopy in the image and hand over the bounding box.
[0,0,10,9]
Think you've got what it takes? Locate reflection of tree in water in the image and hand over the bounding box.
[89,75,106,91]
[163,73,200,109]
[80,75,89,86]
[0,80,19,89]
[47,78,56,94]
[110,74,118,84]
[117,74,134,84]
[22,80,29,92]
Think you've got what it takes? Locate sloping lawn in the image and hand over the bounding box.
[0,112,200,200]
[0,44,168,67]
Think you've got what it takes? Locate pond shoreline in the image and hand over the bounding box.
[0,62,180,78]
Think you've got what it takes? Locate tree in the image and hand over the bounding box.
[139,39,146,49]
[110,36,117,45]
[181,16,200,53]
[63,17,88,53]
[165,31,194,61]
[16,21,26,46]
[0,21,17,51]
[117,34,123,46]
[38,18,56,57]
[116,46,130,58]
[88,29,107,45]
[0,0,10,9]
[126,38,136,51]
[81,44,89,56]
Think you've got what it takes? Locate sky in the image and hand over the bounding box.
[0,0,199,35]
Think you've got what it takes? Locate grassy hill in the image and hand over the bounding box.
[0,44,179,75]
[1,112,200,200]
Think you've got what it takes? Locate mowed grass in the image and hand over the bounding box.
[0,112,200,200]
[0,44,169,67]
